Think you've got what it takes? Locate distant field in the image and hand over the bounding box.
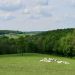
[4,33,35,38]
[0,53,75,75]
[4,34,26,39]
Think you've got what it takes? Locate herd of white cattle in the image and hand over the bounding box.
[40,58,70,64]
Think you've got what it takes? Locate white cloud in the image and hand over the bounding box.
[0,0,23,11]
[23,5,52,19]
[36,0,49,5]
[0,0,21,5]
[0,0,24,20]
[0,11,15,20]
[23,8,30,14]
[0,0,75,31]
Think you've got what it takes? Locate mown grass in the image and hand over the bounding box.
[0,53,75,75]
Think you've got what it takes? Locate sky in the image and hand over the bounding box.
[0,0,75,31]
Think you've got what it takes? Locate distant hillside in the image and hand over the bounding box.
[0,30,43,35]
[35,28,75,36]
[24,31,43,35]
[0,28,75,57]
[0,30,23,35]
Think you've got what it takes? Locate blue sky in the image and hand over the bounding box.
[0,0,75,31]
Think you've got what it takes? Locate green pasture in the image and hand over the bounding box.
[0,53,75,75]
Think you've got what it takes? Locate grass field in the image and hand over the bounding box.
[0,53,75,75]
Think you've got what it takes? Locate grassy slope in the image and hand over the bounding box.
[0,53,75,75]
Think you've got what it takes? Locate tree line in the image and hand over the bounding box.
[0,30,23,35]
[0,28,75,57]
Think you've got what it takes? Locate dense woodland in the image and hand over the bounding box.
[0,28,75,57]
